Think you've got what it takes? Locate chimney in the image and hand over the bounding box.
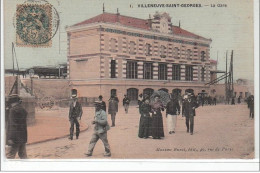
[148,14,152,29]
[116,8,120,22]
[103,3,105,13]
[179,20,181,28]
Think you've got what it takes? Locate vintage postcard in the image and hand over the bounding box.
[1,0,259,171]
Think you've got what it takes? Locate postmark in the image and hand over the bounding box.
[16,1,59,47]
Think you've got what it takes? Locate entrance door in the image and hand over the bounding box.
[127,88,138,105]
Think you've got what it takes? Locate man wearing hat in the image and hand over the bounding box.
[98,95,106,112]
[85,101,111,157]
[6,94,28,159]
[108,95,118,127]
[123,94,130,114]
[166,93,180,134]
[68,92,83,140]
[182,93,199,135]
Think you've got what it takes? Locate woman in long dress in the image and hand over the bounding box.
[151,95,165,139]
[138,97,152,138]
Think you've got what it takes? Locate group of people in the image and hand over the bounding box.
[138,92,199,140]
[5,91,254,159]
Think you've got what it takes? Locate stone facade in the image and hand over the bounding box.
[66,12,213,104]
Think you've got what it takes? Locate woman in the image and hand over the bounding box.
[138,97,152,139]
[151,95,165,139]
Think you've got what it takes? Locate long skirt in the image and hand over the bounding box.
[138,116,152,138]
[167,115,177,132]
[151,112,164,138]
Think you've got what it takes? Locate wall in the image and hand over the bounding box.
[21,78,70,99]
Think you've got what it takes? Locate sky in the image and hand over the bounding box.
[4,0,254,81]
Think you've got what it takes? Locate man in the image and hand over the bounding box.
[108,95,118,127]
[248,95,254,119]
[6,94,28,159]
[68,93,83,140]
[123,94,130,114]
[213,97,217,105]
[98,95,106,112]
[166,93,180,134]
[85,101,111,157]
[182,93,199,135]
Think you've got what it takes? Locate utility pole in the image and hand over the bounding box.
[225,51,228,104]
[231,50,234,97]
[12,43,15,76]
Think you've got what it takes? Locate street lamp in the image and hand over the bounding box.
[29,69,34,96]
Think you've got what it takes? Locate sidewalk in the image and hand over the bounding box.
[27,107,89,145]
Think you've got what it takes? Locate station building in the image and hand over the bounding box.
[66,11,214,104]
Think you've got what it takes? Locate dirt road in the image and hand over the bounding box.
[26,104,254,159]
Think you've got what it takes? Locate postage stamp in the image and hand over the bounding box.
[16,4,53,47]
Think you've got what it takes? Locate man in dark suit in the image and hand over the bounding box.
[248,95,254,119]
[6,94,28,159]
[108,95,118,127]
[182,93,199,135]
[98,95,106,112]
[68,93,83,140]
[123,94,130,114]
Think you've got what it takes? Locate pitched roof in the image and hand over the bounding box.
[73,13,207,39]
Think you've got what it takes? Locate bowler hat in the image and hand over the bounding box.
[98,95,103,99]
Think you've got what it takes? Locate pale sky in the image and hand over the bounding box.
[4,0,254,81]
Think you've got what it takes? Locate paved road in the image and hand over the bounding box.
[26,104,254,159]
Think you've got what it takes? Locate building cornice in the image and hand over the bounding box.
[66,22,212,45]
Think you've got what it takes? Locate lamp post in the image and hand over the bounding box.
[29,69,34,96]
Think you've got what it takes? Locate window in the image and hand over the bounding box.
[110,60,116,78]
[143,62,153,79]
[111,89,117,97]
[186,49,192,60]
[145,43,152,56]
[201,51,206,61]
[126,61,138,79]
[239,92,243,98]
[185,65,193,81]
[127,88,138,102]
[173,47,179,59]
[110,38,117,52]
[158,63,167,80]
[160,45,166,58]
[143,88,154,98]
[172,64,180,80]
[201,67,205,81]
[129,41,136,55]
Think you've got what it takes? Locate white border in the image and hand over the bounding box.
[1,0,259,171]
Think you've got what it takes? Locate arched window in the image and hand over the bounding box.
[127,88,138,103]
[185,89,194,94]
[201,51,206,61]
[111,89,117,97]
[159,88,168,93]
[143,88,154,98]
